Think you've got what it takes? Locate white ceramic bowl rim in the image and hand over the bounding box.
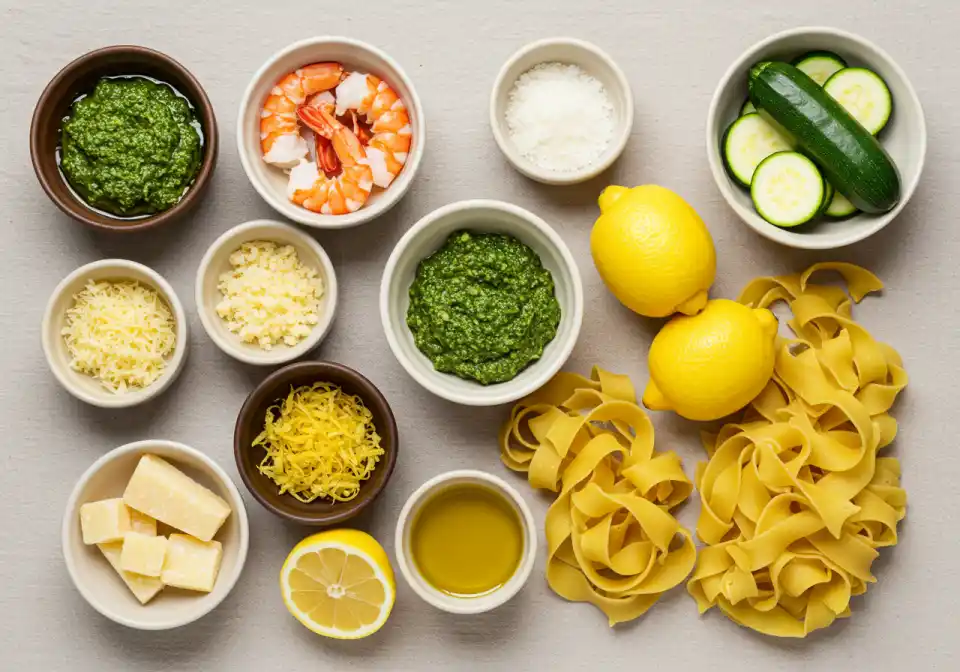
[61,439,250,630]
[236,36,425,229]
[394,469,537,615]
[706,25,927,250]
[194,219,338,366]
[379,198,584,406]
[490,37,634,185]
[40,259,188,408]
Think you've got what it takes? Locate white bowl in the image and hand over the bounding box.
[395,470,537,614]
[237,36,425,229]
[195,219,338,366]
[380,200,583,406]
[41,259,188,408]
[490,37,634,185]
[707,26,926,249]
[62,440,250,630]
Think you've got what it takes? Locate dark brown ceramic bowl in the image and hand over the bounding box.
[234,361,399,526]
[30,45,218,232]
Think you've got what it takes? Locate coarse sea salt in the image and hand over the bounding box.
[504,62,614,173]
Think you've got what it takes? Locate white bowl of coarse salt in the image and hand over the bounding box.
[490,38,634,185]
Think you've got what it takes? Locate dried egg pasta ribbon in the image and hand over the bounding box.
[688,264,907,638]
[500,367,695,626]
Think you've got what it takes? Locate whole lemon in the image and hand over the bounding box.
[591,185,716,318]
[642,299,778,421]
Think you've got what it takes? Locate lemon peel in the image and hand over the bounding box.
[591,184,716,318]
[643,299,778,421]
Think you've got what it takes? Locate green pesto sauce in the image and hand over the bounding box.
[59,77,202,217]
[407,231,562,385]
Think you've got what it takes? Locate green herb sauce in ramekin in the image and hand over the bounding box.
[407,231,562,385]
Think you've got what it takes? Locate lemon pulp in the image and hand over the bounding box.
[288,548,386,630]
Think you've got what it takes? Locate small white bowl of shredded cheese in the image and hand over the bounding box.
[42,259,189,408]
[195,219,338,366]
[490,38,634,185]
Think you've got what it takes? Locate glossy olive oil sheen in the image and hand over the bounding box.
[411,484,523,598]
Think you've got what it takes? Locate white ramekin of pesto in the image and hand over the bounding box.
[381,200,584,406]
[406,230,562,385]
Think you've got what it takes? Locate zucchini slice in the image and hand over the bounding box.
[824,67,892,135]
[819,180,835,216]
[793,51,847,86]
[740,98,757,116]
[722,113,793,187]
[749,61,900,214]
[751,151,825,227]
[825,190,859,218]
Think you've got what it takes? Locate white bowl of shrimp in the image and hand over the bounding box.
[238,37,425,229]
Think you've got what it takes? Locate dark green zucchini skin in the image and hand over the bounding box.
[748,61,900,214]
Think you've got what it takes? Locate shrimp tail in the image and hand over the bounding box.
[297,105,333,139]
[316,135,341,177]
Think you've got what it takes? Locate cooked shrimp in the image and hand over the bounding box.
[260,62,344,169]
[333,72,412,188]
[286,104,373,215]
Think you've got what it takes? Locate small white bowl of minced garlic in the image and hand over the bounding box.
[195,219,338,366]
[41,259,188,408]
[490,38,634,185]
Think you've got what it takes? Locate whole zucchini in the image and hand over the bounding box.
[748,61,900,214]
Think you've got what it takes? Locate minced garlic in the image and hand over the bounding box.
[216,241,324,350]
[62,280,177,394]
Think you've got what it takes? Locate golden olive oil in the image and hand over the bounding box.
[411,484,524,597]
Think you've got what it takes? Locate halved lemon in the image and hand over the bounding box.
[280,529,396,639]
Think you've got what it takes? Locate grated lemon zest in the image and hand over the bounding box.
[254,382,384,503]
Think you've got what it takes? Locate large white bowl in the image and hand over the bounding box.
[195,219,338,366]
[41,259,188,408]
[490,37,634,185]
[237,36,425,229]
[62,440,249,630]
[394,470,537,614]
[706,26,926,249]
[380,200,583,406]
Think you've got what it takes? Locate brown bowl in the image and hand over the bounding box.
[30,45,218,232]
[234,361,399,525]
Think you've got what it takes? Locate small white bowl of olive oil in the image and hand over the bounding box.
[395,470,537,614]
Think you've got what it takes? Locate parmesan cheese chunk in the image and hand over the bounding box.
[61,280,176,394]
[129,509,158,536]
[123,455,232,542]
[98,542,164,605]
[120,532,168,578]
[162,534,223,593]
[215,241,324,350]
[79,498,132,545]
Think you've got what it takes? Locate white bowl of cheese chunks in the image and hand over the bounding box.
[62,440,250,630]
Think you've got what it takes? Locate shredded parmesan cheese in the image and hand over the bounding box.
[504,62,614,172]
[254,383,384,503]
[216,241,324,350]
[62,280,176,394]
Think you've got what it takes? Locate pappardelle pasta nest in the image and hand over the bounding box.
[688,262,908,638]
[499,368,697,626]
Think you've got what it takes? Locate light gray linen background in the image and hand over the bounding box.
[2,1,957,669]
